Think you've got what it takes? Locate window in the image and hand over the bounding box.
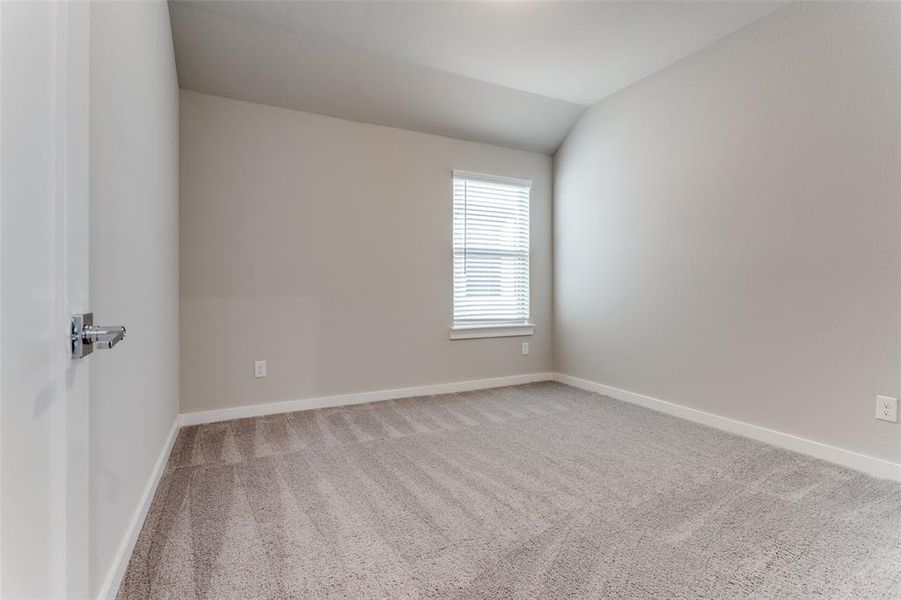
[450,170,534,339]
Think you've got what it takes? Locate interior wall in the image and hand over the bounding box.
[179,91,552,413]
[554,2,901,462]
[89,1,179,596]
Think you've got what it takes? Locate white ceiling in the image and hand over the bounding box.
[170,1,783,154]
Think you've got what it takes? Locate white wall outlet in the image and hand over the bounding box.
[521,342,529,356]
[254,360,267,379]
[876,396,897,423]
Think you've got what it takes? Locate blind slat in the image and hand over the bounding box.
[453,174,530,325]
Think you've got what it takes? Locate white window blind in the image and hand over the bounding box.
[453,170,531,329]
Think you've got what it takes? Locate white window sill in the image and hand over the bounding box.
[449,323,535,340]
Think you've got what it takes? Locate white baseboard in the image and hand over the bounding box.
[553,373,901,482]
[180,372,556,426]
[96,417,180,600]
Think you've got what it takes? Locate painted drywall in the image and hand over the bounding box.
[554,2,901,462]
[170,3,584,155]
[180,0,781,106]
[179,90,552,413]
[89,2,179,596]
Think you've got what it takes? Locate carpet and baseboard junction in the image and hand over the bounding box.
[117,382,901,598]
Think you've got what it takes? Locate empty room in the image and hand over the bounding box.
[2,0,900,598]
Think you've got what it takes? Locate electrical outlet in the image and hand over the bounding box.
[876,396,897,423]
[521,342,529,356]
[254,360,267,379]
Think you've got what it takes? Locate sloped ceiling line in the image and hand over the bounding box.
[170,1,782,154]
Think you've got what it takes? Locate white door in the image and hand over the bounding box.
[1,2,92,597]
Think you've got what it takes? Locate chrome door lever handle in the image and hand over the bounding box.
[71,313,126,358]
[84,324,126,349]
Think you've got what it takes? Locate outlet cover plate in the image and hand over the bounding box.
[254,360,267,379]
[876,396,897,423]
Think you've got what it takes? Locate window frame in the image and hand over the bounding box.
[449,169,535,340]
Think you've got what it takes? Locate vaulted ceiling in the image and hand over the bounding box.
[170,1,783,154]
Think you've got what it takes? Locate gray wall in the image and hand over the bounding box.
[179,91,552,413]
[554,2,901,462]
[89,2,180,595]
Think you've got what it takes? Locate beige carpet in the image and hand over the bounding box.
[118,382,901,599]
